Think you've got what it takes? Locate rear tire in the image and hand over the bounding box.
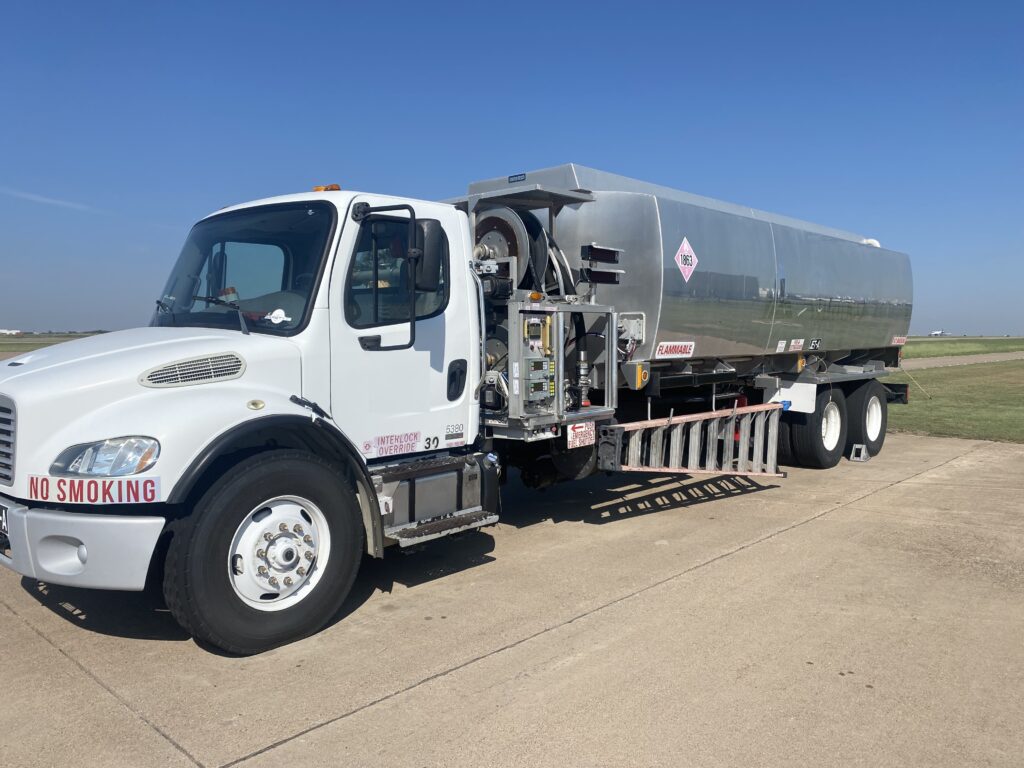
[777,414,797,467]
[790,387,848,469]
[163,450,363,654]
[846,379,888,457]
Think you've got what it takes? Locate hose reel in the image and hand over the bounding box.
[475,207,550,291]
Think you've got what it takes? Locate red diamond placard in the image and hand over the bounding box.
[675,237,698,282]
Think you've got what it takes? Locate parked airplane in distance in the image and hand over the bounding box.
[928,329,950,337]
[0,329,23,336]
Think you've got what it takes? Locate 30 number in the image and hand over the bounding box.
[424,436,439,450]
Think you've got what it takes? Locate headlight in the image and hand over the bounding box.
[51,437,160,477]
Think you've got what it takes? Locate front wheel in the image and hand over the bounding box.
[790,387,849,469]
[163,451,364,654]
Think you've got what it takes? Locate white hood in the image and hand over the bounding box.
[0,327,294,392]
[0,327,305,501]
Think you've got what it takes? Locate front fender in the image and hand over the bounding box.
[166,413,385,558]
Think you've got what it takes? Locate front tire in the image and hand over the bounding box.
[790,387,848,469]
[846,379,888,457]
[163,450,363,654]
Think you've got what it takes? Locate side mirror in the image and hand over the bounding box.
[351,201,446,352]
[414,220,444,293]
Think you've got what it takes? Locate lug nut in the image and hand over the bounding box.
[303,534,313,544]
[256,548,266,558]
[257,565,268,575]
[304,551,313,561]
[284,576,293,586]
[268,576,279,587]
[279,523,289,532]
[297,567,306,576]
[264,532,274,542]
[293,524,303,534]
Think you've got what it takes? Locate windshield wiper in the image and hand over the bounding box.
[193,294,250,335]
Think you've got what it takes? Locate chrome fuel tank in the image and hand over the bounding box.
[468,164,913,364]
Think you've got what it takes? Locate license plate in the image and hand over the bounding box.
[0,504,8,537]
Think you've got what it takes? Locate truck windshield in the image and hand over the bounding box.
[152,202,335,335]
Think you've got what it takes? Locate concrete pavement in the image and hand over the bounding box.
[2,433,1022,767]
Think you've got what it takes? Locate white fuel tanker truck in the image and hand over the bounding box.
[0,164,911,653]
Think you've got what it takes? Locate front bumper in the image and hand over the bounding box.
[0,495,165,591]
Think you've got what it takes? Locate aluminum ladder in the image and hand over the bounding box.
[598,403,785,478]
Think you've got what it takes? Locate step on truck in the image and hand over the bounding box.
[0,164,912,653]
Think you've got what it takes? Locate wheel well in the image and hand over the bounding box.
[166,416,384,558]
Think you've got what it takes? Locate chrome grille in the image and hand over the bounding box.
[141,354,246,388]
[0,394,15,486]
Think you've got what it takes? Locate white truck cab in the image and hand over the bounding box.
[1,166,909,653]
[1,190,493,652]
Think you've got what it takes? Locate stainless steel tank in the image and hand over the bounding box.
[467,164,913,363]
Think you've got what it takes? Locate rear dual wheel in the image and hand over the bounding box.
[789,388,849,469]
[779,381,888,468]
[846,379,888,457]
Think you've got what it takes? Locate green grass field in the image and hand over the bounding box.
[0,334,96,357]
[902,336,1024,359]
[887,360,1024,443]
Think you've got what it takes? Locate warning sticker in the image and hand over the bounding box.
[28,476,160,504]
[567,421,596,449]
[789,339,805,352]
[654,341,696,359]
[891,336,907,346]
[374,432,422,457]
[674,238,699,283]
[775,340,787,353]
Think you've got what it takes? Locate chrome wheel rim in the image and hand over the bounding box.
[227,495,331,611]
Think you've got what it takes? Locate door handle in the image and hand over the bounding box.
[447,359,468,401]
[359,335,382,351]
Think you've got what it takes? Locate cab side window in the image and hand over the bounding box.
[345,217,448,328]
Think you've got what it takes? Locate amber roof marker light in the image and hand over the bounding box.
[312,184,341,192]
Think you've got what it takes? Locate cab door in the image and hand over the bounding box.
[329,195,478,461]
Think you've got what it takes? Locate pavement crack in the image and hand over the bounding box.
[222,444,987,767]
[0,599,206,768]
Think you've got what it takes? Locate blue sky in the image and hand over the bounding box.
[1,1,1021,334]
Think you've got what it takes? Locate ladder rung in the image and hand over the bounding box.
[704,418,718,472]
[687,422,701,470]
[766,409,779,473]
[649,426,667,469]
[753,411,766,474]
[722,416,736,470]
[737,414,751,473]
[628,430,642,467]
[668,424,685,469]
